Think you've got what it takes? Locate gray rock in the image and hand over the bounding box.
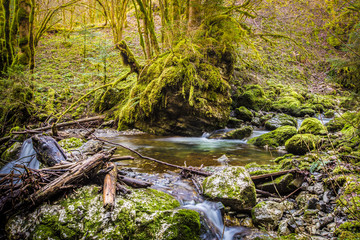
[308,182,324,195]
[295,191,319,209]
[252,201,285,229]
[202,167,256,211]
[278,219,291,235]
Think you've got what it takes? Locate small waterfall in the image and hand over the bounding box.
[183,201,246,240]
[0,139,39,176]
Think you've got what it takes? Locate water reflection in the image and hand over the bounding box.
[107,135,282,173]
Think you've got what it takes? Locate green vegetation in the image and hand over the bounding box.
[248,126,298,148]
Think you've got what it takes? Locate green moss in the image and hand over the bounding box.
[335,221,360,239]
[235,106,253,122]
[6,186,200,239]
[285,134,320,155]
[324,109,335,118]
[1,142,22,163]
[249,126,298,148]
[58,137,84,151]
[236,85,271,111]
[298,117,327,135]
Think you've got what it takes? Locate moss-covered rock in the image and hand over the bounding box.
[116,41,232,136]
[0,142,22,165]
[264,113,297,130]
[324,109,335,118]
[326,111,360,133]
[224,126,253,139]
[248,126,298,148]
[6,185,200,239]
[58,137,84,151]
[235,106,253,122]
[202,167,256,211]
[272,95,316,117]
[285,134,320,155]
[298,117,326,135]
[94,87,127,113]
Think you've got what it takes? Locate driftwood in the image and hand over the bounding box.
[103,162,117,210]
[12,116,105,134]
[0,148,116,215]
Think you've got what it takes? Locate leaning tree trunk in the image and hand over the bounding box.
[187,0,201,31]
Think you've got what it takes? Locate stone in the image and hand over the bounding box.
[202,167,256,211]
[285,134,320,155]
[251,201,285,229]
[264,113,297,130]
[221,126,253,139]
[6,185,200,239]
[235,106,253,122]
[295,191,319,209]
[239,217,254,228]
[308,182,324,195]
[298,117,327,135]
[278,219,291,235]
[248,126,298,148]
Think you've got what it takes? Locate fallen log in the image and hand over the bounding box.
[9,148,115,213]
[118,174,152,188]
[12,116,105,134]
[103,162,117,210]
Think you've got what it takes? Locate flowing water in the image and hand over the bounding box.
[107,134,281,173]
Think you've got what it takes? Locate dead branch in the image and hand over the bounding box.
[256,189,279,198]
[117,174,152,188]
[251,170,297,182]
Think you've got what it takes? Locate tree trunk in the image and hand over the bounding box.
[187,0,201,31]
[17,0,31,65]
[103,162,117,210]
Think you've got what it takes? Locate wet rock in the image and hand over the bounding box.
[202,167,256,211]
[66,139,104,161]
[32,135,67,166]
[6,185,200,239]
[58,137,84,151]
[285,134,320,155]
[239,217,254,228]
[298,117,327,135]
[264,113,297,130]
[251,201,284,229]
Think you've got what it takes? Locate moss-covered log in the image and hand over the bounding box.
[115,40,141,74]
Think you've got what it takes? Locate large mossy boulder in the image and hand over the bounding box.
[202,167,256,211]
[285,134,320,155]
[248,126,297,148]
[235,106,253,122]
[272,96,315,117]
[6,186,200,240]
[264,113,297,130]
[298,117,326,135]
[116,41,233,136]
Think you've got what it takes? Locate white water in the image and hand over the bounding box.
[0,139,39,176]
[183,201,246,240]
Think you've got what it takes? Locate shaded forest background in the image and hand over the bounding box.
[0,0,359,135]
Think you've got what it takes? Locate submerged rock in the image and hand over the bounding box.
[264,113,297,130]
[248,126,297,148]
[6,185,200,239]
[202,167,256,211]
[298,118,326,135]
